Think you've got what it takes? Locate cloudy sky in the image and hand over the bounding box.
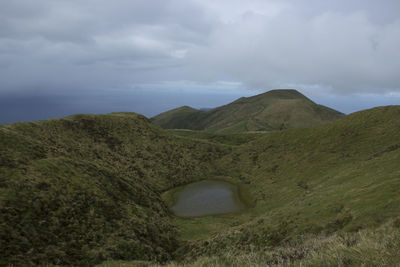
[1,0,399,123]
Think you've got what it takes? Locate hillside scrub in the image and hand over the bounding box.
[158,219,400,267]
[166,106,400,263]
[1,106,400,266]
[0,113,229,265]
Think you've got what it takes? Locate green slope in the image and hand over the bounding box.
[152,89,344,133]
[172,106,400,262]
[149,106,201,130]
[0,113,229,266]
[1,106,400,266]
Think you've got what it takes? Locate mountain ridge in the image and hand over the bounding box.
[1,105,400,266]
[152,89,344,133]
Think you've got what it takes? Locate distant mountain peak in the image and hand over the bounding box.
[172,105,197,111]
[152,89,344,133]
[258,89,309,99]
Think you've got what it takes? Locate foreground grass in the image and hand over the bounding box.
[176,221,400,266]
[99,219,400,266]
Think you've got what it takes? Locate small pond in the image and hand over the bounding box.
[170,180,247,217]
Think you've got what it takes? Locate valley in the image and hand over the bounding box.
[0,91,399,266]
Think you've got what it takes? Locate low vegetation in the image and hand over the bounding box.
[169,106,400,262]
[1,105,399,266]
[0,113,229,265]
[160,218,400,267]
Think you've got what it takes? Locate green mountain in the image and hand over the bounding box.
[152,89,344,133]
[1,106,400,266]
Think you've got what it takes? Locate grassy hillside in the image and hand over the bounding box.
[160,219,400,266]
[152,89,344,133]
[0,113,229,266]
[166,129,264,146]
[167,106,400,264]
[1,106,400,266]
[150,106,201,130]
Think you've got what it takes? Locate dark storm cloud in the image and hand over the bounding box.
[0,0,215,93]
[0,0,399,96]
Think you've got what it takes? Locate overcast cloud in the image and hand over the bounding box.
[0,0,399,122]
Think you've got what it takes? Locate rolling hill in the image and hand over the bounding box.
[152,89,344,133]
[0,113,229,265]
[1,106,400,266]
[159,106,400,266]
[178,106,400,256]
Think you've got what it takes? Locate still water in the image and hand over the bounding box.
[170,180,246,217]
